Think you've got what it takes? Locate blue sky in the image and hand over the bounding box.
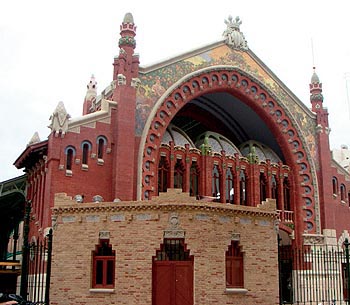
[1,0,350,180]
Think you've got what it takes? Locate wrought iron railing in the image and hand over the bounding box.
[20,201,52,305]
[279,240,350,305]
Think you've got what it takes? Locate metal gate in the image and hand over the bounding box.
[279,240,350,305]
[19,202,52,305]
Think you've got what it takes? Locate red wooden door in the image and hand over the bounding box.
[174,262,193,305]
[153,261,193,305]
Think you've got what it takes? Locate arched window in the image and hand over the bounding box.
[226,240,244,288]
[271,175,278,208]
[81,141,92,165]
[158,156,169,194]
[97,136,107,159]
[332,177,338,195]
[212,165,220,199]
[190,161,199,197]
[226,168,234,204]
[260,172,267,203]
[92,239,115,288]
[283,177,291,211]
[239,170,247,205]
[65,146,76,170]
[340,184,346,201]
[174,159,185,190]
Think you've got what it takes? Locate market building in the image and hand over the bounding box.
[2,13,350,305]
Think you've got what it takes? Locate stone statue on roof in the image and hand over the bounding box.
[223,15,248,51]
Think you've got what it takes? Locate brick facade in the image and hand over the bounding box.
[51,190,279,305]
[8,12,350,305]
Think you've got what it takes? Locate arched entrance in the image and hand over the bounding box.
[152,238,193,305]
[139,66,319,241]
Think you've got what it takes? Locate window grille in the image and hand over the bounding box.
[155,239,191,261]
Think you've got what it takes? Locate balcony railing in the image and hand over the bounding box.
[277,209,294,224]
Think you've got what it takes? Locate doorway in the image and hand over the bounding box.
[152,239,193,305]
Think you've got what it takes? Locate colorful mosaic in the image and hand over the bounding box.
[135,44,318,163]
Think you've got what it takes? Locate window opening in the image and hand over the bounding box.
[332,177,338,195]
[226,240,244,288]
[341,184,346,201]
[283,178,291,210]
[82,143,90,165]
[92,239,115,288]
[271,175,278,208]
[190,162,199,197]
[158,156,169,194]
[174,159,184,190]
[65,147,75,170]
[226,168,234,204]
[260,172,267,203]
[97,138,105,159]
[212,165,220,199]
[239,170,247,205]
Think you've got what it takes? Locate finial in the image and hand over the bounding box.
[311,67,320,84]
[87,74,97,91]
[119,12,137,48]
[123,13,134,24]
[49,101,71,137]
[223,15,248,51]
[27,132,41,146]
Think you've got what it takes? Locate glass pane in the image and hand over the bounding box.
[96,260,103,284]
[107,260,114,285]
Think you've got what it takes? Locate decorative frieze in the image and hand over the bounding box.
[110,214,125,222]
[163,213,185,238]
[303,234,325,246]
[62,216,76,223]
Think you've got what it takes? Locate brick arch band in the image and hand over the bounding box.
[138,66,320,235]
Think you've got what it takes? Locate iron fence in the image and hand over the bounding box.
[19,201,52,305]
[279,239,350,305]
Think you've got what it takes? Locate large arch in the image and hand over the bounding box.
[138,66,319,238]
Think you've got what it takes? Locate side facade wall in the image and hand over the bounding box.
[50,191,279,305]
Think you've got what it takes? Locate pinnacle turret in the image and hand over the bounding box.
[83,75,97,115]
[310,67,324,112]
[119,12,137,49]
[112,12,140,88]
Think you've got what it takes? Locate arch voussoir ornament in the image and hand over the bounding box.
[139,66,319,233]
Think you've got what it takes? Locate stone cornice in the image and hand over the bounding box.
[68,99,117,131]
[52,200,277,219]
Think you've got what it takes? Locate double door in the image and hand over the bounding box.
[153,260,193,305]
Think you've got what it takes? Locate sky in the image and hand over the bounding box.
[1,0,350,181]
